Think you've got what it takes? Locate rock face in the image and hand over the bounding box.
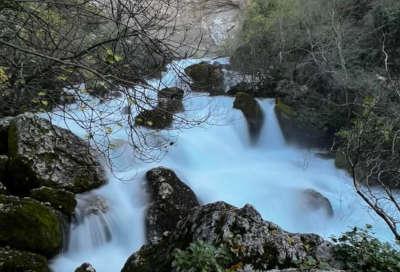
[122,202,337,272]
[168,0,249,55]
[185,62,225,94]
[233,92,264,143]
[274,80,338,149]
[5,114,105,194]
[31,186,77,217]
[0,195,63,257]
[145,167,199,244]
[0,247,50,272]
[300,189,334,218]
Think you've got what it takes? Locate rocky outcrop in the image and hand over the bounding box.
[300,189,334,218]
[167,0,249,55]
[122,202,338,272]
[0,195,63,257]
[158,87,185,113]
[145,167,199,244]
[4,114,105,194]
[233,92,264,143]
[0,247,50,272]
[31,186,77,217]
[185,62,225,95]
[75,262,96,272]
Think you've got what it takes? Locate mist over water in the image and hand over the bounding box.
[50,58,393,272]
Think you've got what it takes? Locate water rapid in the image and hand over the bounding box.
[50,58,393,272]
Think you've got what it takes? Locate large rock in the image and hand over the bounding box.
[300,189,334,218]
[122,202,337,272]
[157,87,184,113]
[145,167,199,244]
[0,195,63,257]
[135,108,173,129]
[5,114,105,194]
[0,247,50,272]
[185,62,225,94]
[233,92,264,144]
[75,262,96,272]
[31,186,77,217]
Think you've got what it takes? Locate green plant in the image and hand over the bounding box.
[172,241,233,272]
[332,226,400,271]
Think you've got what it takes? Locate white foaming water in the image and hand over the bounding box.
[50,58,394,272]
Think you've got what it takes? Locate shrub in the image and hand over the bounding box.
[172,241,233,272]
[332,226,400,272]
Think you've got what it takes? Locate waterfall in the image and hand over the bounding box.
[50,58,393,272]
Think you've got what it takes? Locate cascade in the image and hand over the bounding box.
[50,58,393,272]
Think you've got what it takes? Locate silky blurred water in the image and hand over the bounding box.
[50,58,394,272]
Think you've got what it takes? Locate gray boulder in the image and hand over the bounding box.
[145,167,199,244]
[122,202,337,272]
[300,189,334,217]
[6,114,106,194]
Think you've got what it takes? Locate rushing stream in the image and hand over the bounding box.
[50,58,393,272]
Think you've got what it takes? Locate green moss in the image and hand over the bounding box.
[0,195,63,257]
[0,247,50,272]
[275,99,297,118]
[31,186,77,217]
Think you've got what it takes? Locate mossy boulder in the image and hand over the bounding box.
[0,195,63,257]
[184,62,224,95]
[135,108,173,129]
[157,87,184,113]
[0,247,50,272]
[233,92,264,144]
[145,167,199,244]
[31,186,77,217]
[0,182,6,194]
[5,114,105,194]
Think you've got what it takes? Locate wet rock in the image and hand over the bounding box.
[0,247,50,272]
[185,62,224,95]
[0,117,13,154]
[233,92,264,143]
[145,167,199,244]
[300,189,334,217]
[75,262,96,272]
[227,82,256,96]
[135,108,173,129]
[157,87,184,113]
[5,114,105,194]
[122,202,338,272]
[31,186,77,217]
[0,195,63,257]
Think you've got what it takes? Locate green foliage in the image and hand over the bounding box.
[172,241,233,272]
[332,226,400,271]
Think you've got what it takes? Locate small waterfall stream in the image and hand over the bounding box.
[50,58,393,272]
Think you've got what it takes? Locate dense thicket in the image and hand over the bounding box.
[231,0,400,240]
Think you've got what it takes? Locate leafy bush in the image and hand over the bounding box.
[332,226,400,271]
[172,241,233,272]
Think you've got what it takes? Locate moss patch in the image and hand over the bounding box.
[31,186,77,217]
[0,195,63,257]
